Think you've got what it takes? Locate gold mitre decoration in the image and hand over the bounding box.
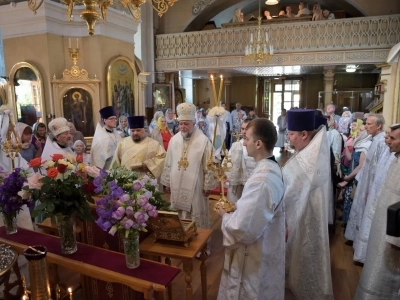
[177,103,196,121]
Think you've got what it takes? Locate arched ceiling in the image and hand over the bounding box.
[185,0,365,32]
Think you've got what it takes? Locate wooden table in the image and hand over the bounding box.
[0,227,180,300]
[140,228,212,300]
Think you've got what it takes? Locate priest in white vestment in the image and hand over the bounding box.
[345,114,386,241]
[283,109,334,300]
[225,119,256,203]
[41,117,75,162]
[111,116,166,178]
[217,119,285,300]
[91,106,122,170]
[161,103,217,231]
[353,133,393,263]
[276,109,287,152]
[355,123,400,300]
[0,109,33,230]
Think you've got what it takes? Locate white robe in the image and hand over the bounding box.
[276,115,287,148]
[41,136,74,162]
[355,157,400,300]
[282,127,334,300]
[160,128,217,229]
[225,139,257,203]
[352,146,394,263]
[345,132,386,241]
[90,123,121,170]
[218,158,285,300]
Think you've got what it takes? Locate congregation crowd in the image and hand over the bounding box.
[1,100,400,300]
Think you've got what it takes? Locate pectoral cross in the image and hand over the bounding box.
[232,132,242,142]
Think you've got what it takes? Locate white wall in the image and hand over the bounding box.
[0,30,5,76]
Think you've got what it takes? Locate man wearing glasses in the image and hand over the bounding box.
[91,106,122,170]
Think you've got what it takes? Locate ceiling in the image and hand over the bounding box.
[179,64,380,79]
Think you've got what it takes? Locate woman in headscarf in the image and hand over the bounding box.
[338,110,353,135]
[165,108,178,134]
[15,122,42,162]
[338,121,372,228]
[151,116,173,151]
[117,115,130,138]
[73,140,91,165]
[31,122,47,151]
[149,110,164,134]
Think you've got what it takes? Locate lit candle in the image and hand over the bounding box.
[22,296,26,300]
[270,45,274,55]
[210,75,217,107]
[265,32,269,42]
[68,287,72,300]
[250,33,253,43]
[217,75,223,104]
[76,38,79,48]
[69,38,71,48]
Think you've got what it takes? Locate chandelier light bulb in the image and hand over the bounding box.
[265,0,279,5]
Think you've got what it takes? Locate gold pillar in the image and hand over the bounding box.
[380,63,399,125]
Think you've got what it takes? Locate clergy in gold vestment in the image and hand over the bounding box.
[111,116,166,179]
[283,110,333,300]
[161,103,217,230]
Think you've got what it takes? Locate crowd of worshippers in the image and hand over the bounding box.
[233,1,335,22]
[4,102,400,300]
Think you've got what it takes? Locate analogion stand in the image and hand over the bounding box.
[139,228,212,300]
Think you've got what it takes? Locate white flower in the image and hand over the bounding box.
[109,225,118,236]
[83,166,101,177]
[67,162,75,170]
[45,161,55,168]
[208,106,226,117]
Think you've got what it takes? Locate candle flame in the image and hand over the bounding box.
[68,288,72,293]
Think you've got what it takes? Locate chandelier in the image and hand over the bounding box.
[28,0,178,36]
[245,1,274,64]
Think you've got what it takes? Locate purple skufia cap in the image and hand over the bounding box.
[128,116,145,129]
[287,109,316,131]
[314,115,327,129]
[99,106,116,119]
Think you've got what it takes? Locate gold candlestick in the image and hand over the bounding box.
[210,75,218,107]
[1,116,22,170]
[217,75,223,104]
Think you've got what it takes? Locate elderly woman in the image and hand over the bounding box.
[31,122,47,151]
[117,115,129,138]
[68,122,86,146]
[73,140,91,165]
[15,122,42,162]
[149,110,164,134]
[151,116,173,151]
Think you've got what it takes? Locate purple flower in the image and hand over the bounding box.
[108,181,118,191]
[95,218,112,231]
[137,196,148,206]
[111,187,124,198]
[93,176,104,188]
[132,180,143,191]
[112,207,125,220]
[144,191,152,199]
[134,212,146,224]
[143,203,153,211]
[125,206,134,217]
[148,209,158,218]
[124,219,134,229]
[100,169,108,178]
[150,179,158,186]
[119,194,130,202]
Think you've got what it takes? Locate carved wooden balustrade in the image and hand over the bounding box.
[155,15,400,70]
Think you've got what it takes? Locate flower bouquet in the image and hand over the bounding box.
[0,167,31,234]
[22,153,95,254]
[93,165,169,268]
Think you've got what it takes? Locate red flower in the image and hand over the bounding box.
[51,154,64,162]
[83,180,96,195]
[76,155,83,163]
[28,157,45,168]
[47,168,59,178]
[56,164,68,174]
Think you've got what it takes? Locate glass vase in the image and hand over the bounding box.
[55,214,77,254]
[2,211,18,234]
[123,232,140,269]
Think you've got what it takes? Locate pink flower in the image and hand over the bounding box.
[27,173,45,189]
[119,194,130,202]
[125,206,134,217]
[132,180,143,191]
[83,166,100,178]
[124,219,134,229]
[138,196,148,206]
[143,203,153,211]
[112,207,125,220]
[134,212,145,224]
[148,209,158,218]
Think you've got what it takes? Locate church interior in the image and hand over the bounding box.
[0,0,400,299]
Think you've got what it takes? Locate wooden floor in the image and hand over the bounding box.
[6,148,363,300]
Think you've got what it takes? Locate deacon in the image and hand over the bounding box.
[91,106,122,170]
[345,114,385,243]
[283,109,333,300]
[111,116,166,178]
[161,103,217,231]
[42,117,74,161]
[355,123,400,300]
[217,118,285,300]
[225,118,256,203]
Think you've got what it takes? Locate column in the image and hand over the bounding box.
[0,29,5,78]
[138,72,151,116]
[380,63,399,125]
[223,77,232,108]
[323,67,335,107]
